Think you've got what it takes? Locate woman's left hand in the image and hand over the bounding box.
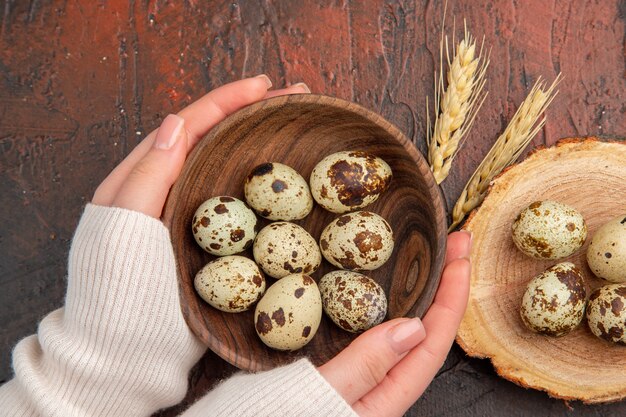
[92,75,310,217]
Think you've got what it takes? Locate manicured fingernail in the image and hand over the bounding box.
[255,74,273,88]
[461,230,473,251]
[291,82,311,93]
[388,318,425,354]
[154,114,185,150]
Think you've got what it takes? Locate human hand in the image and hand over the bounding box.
[318,231,472,417]
[92,75,310,217]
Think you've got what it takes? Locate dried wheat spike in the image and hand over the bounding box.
[449,74,562,231]
[427,22,489,185]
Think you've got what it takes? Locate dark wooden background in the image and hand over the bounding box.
[1,0,624,415]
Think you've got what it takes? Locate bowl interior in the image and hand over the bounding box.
[164,94,446,371]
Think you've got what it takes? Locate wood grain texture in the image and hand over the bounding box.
[1,0,625,415]
[162,94,447,371]
[458,138,626,403]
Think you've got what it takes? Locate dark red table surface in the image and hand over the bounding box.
[1,1,624,415]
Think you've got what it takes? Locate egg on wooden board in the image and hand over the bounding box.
[512,200,587,260]
[520,262,587,337]
[586,284,626,345]
[587,214,626,283]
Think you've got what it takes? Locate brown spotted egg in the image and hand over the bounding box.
[254,273,322,351]
[192,196,258,256]
[309,151,392,213]
[253,222,321,279]
[244,162,313,221]
[319,271,387,333]
[320,211,394,271]
[587,215,626,283]
[586,284,626,345]
[194,256,265,313]
[520,262,587,337]
[512,200,587,260]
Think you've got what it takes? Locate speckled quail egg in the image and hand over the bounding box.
[587,215,626,283]
[320,211,394,271]
[253,222,321,279]
[254,273,322,351]
[192,196,258,256]
[520,262,587,337]
[309,151,392,213]
[194,256,265,312]
[244,162,314,221]
[512,200,587,260]
[586,284,626,345]
[319,271,387,333]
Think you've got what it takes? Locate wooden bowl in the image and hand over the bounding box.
[163,94,447,371]
[457,138,626,403]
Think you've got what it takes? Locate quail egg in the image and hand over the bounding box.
[319,271,387,333]
[310,151,392,213]
[586,284,626,345]
[194,256,265,312]
[520,262,587,337]
[512,200,587,260]
[587,215,626,283]
[192,196,258,256]
[253,222,321,279]
[254,273,322,351]
[244,162,314,221]
[320,211,394,271]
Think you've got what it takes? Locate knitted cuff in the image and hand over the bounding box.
[182,358,357,417]
[63,203,206,406]
[1,204,205,417]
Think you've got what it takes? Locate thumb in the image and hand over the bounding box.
[318,317,426,405]
[111,114,188,218]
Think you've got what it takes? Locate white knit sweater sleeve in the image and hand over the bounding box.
[0,204,356,417]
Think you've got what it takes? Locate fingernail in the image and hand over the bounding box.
[460,230,473,252]
[387,318,425,354]
[154,114,185,150]
[291,82,311,93]
[255,74,273,88]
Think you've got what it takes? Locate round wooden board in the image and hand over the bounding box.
[457,138,626,403]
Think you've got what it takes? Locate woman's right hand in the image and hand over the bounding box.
[318,231,472,417]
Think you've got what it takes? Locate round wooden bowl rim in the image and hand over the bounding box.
[457,137,626,403]
[163,93,448,369]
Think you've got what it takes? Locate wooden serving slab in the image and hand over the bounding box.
[457,138,626,403]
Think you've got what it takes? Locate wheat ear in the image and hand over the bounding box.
[427,22,489,185]
[448,74,562,231]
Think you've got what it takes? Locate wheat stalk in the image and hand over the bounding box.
[448,74,562,231]
[427,21,489,185]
